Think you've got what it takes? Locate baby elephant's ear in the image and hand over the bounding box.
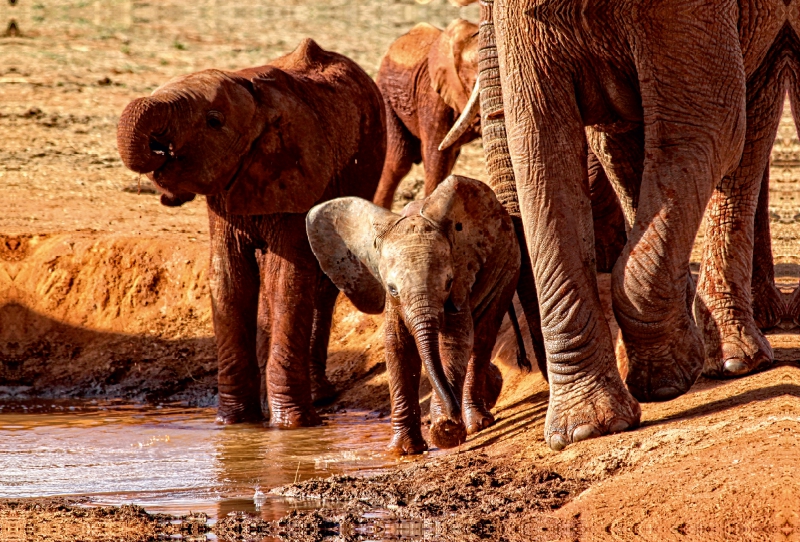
[421,175,513,310]
[306,198,398,314]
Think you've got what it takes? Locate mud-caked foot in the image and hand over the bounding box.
[311,376,338,407]
[429,418,467,449]
[788,286,800,326]
[387,431,428,456]
[216,398,264,425]
[702,321,773,378]
[269,406,321,429]
[545,373,640,452]
[464,405,495,436]
[622,316,704,402]
[752,281,787,330]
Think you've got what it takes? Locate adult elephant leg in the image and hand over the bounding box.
[478,0,546,378]
[618,8,746,399]
[209,211,263,424]
[587,147,628,273]
[373,105,417,209]
[751,164,785,330]
[495,2,640,450]
[256,248,273,418]
[696,62,783,378]
[263,215,321,428]
[384,305,427,456]
[308,274,339,405]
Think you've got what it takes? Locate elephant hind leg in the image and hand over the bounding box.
[372,104,419,209]
[751,164,786,330]
[308,274,339,405]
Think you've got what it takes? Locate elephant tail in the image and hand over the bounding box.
[507,303,533,374]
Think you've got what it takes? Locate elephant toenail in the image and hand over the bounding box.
[651,386,682,401]
[608,419,630,434]
[549,433,568,451]
[723,358,749,376]
[572,424,601,443]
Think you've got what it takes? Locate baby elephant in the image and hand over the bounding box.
[307,176,519,454]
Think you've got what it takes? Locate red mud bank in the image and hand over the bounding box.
[0,231,538,409]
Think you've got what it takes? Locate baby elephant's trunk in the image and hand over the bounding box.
[408,311,467,449]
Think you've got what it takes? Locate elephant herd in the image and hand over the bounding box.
[116,1,800,453]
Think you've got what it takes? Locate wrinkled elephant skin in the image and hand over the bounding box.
[117,39,386,427]
[307,176,520,454]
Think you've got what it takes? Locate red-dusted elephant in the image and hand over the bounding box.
[117,39,386,427]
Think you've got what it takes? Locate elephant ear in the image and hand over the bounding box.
[306,198,399,314]
[223,69,335,215]
[420,175,510,311]
[428,19,479,113]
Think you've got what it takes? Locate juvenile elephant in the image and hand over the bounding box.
[372,19,479,210]
[116,39,386,427]
[307,176,519,454]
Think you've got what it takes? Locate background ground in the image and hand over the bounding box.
[0,1,799,539]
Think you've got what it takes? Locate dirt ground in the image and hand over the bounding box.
[2,1,800,540]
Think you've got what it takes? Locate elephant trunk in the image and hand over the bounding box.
[117,96,175,174]
[407,306,466,449]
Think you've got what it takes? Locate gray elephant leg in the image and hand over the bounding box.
[384,305,427,455]
[616,12,746,400]
[751,165,785,330]
[373,105,419,209]
[308,274,339,405]
[696,65,784,377]
[209,213,263,424]
[262,215,321,428]
[496,3,640,450]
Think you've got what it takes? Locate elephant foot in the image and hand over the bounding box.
[269,405,321,429]
[387,430,428,456]
[311,375,338,406]
[464,406,495,435]
[622,315,704,403]
[215,405,264,425]
[429,418,467,449]
[788,286,800,326]
[545,370,640,452]
[702,320,773,378]
[752,281,786,330]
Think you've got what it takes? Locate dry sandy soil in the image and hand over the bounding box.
[1,1,800,540]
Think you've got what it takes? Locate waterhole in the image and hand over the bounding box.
[0,401,398,520]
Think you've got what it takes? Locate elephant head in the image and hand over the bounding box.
[117,53,334,215]
[428,19,479,116]
[307,176,507,448]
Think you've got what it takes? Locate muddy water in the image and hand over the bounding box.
[0,401,399,519]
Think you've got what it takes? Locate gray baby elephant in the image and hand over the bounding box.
[306,175,520,454]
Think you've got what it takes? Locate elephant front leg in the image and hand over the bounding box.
[263,221,321,428]
[751,165,786,330]
[384,306,427,455]
[696,73,783,378]
[209,227,263,424]
[496,4,640,451]
[372,105,418,209]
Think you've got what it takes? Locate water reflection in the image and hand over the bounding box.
[0,401,395,518]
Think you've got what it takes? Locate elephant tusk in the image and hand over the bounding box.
[438,81,481,151]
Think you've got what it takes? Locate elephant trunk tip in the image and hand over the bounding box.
[116,98,172,174]
[429,418,467,449]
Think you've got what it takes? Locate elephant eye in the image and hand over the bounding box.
[387,284,399,298]
[207,111,225,130]
[445,277,453,291]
